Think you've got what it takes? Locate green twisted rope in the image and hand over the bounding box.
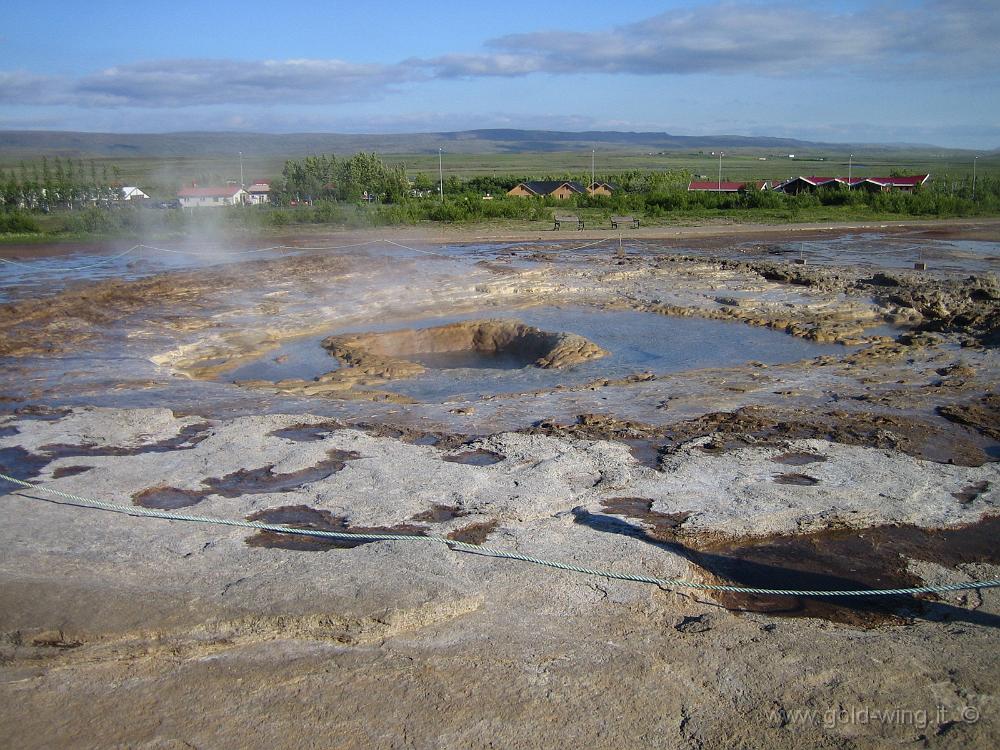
[2,472,998,598]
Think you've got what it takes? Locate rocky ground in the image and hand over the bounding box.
[0,221,998,748]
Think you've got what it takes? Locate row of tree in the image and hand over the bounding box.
[401,169,693,199]
[271,152,410,204]
[0,157,126,211]
[2,149,996,225]
[267,153,699,205]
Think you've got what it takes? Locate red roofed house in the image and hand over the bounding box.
[687,180,754,192]
[856,175,930,192]
[176,184,247,208]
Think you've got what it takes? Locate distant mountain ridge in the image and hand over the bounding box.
[0,128,968,159]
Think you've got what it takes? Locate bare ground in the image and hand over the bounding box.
[0,221,998,748]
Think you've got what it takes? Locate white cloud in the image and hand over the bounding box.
[422,0,1000,78]
[0,71,68,105]
[0,58,421,108]
[77,58,422,106]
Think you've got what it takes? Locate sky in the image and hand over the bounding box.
[1,0,997,148]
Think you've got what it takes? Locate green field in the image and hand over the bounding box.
[2,132,998,242]
[2,148,997,201]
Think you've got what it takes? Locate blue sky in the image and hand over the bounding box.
[1,0,997,148]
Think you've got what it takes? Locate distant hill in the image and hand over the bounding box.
[0,129,973,160]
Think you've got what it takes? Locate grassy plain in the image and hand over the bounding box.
[1,141,998,245]
[2,148,997,201]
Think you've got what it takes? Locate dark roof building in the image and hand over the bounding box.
[507,181,587,199]
[776,174,930,194]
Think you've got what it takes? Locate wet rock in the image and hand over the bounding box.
[715,296,746,307]
[773,473,820,486]
[442,450,505,467]
[51,465,93,479]
[0,446,51,481]
[658,407,993,467]
[347,422,468,450]
[30,630,83,649]
[10,406,72,422]
[623,439,663,470]
[936,363,977,379]
[528,406,992,467]
[952,481,990,505]
[245,505,428,551]
[203,449,360,498]
[410,504,469,523]
[771,452,827,466]
[447,519,499,545]
[599,498,693,535]
[694,516,1000,626]
[861,274,1000,344]
[237,377,418,403]
[937,394,1000,441]
[133,486,208,510]
[267,421,344,442]
[674,614,713,633]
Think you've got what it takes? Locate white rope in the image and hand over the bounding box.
[0,236,621,273]
[0,244,143,270]
[0,240,384,271]
[558,238,613,253]
[2,472,997,599]
[380,239,452,258]
[140,240,382,255]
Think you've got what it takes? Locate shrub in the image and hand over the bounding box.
[0,211,41,233]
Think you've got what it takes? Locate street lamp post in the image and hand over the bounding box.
[973,156,979,201]
[239,151,244,189]
[718,152,723,192]
[591,149,595,192]
[848,153,853,186]
[438,148,444,203]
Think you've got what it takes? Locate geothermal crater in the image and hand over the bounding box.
[229,318,609,402]
[322,318,608,374]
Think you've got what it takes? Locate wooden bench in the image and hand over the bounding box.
[554,215,584,230]
[611,215,639,229]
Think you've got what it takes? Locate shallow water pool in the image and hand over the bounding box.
[225,306,850,402]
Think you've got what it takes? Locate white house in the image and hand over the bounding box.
[246,180,271,206]
[120,186,149,201]
[176,184,247,208]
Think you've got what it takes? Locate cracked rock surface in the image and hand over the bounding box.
[1,407,998,748]
[1,223,998,748]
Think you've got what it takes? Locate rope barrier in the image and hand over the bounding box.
[0,236,618,273]
[139,240,383,255]
[2,472,997,599]
[0,244,144,270]
[380,239,453,259]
